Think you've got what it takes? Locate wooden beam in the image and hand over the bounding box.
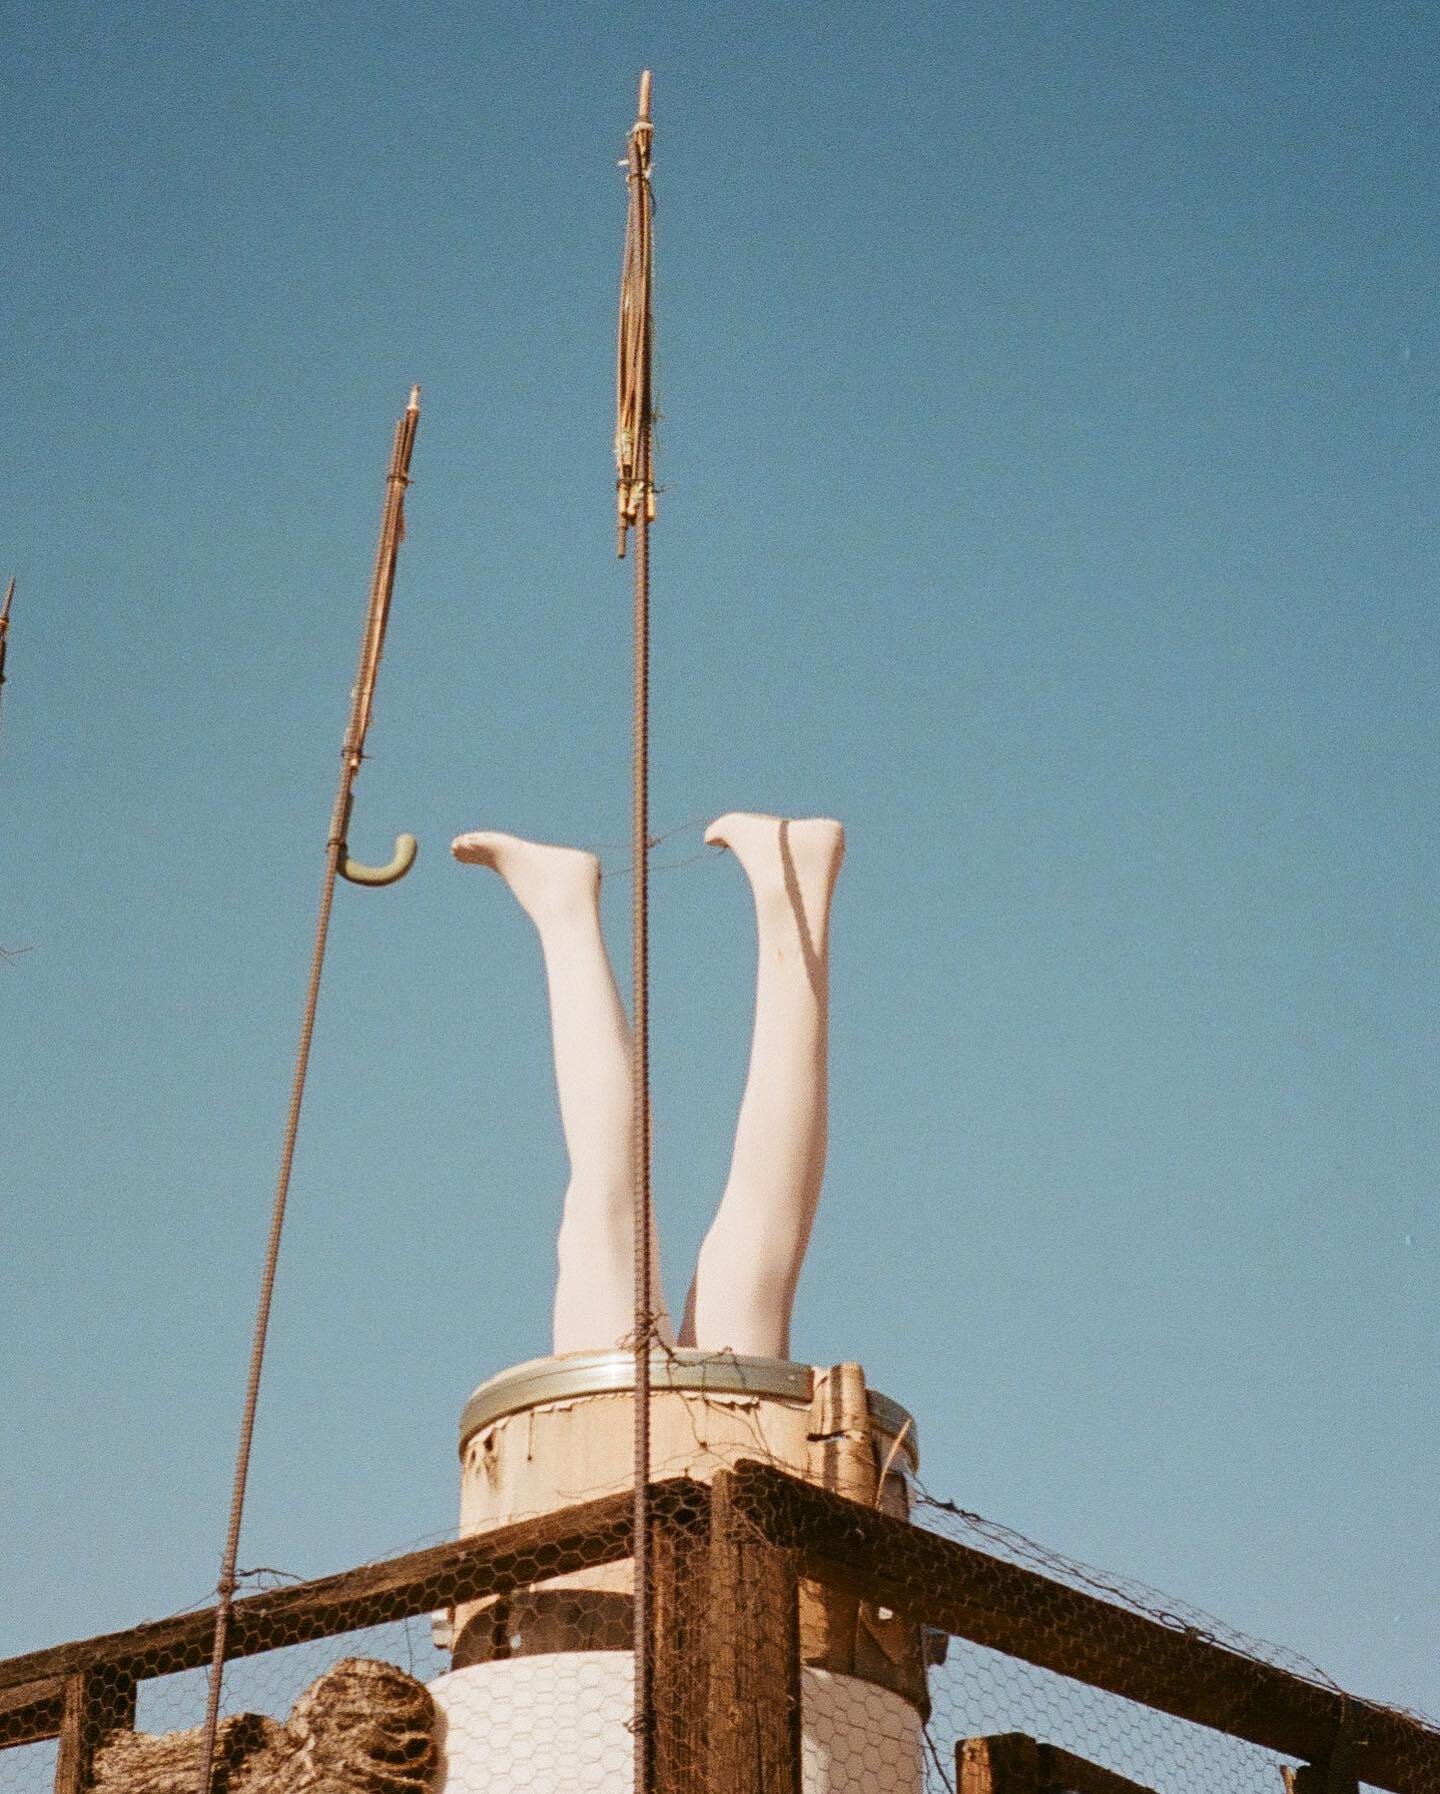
[705,1471,800,1794]
[0,1479,703,1697]
[727,1460,1438,1794]
[0,1676,65,1748]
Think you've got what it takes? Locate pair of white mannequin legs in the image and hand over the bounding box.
[451,813,845,1361]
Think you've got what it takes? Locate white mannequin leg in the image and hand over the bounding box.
[684,813,845,1358]
[452,831,672,1354]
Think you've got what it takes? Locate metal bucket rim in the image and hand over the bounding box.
[459,1348,918,1467]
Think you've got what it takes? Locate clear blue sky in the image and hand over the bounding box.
[2,0,1435,1724]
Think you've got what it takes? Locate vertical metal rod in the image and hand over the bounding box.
[631,446,653,1794]
[0,578,16,741]
[193,390,420,1794]
[619,68,657,1794]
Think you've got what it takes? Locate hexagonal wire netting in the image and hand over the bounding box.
[905,1482,1438,1794]
[2,1464,1436,1794]
[0,1740,56,1794]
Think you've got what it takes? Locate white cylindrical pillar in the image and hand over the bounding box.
[431,1350,927,1794]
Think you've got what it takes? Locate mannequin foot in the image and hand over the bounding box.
[451,831,600,924]
[705,812,845,931]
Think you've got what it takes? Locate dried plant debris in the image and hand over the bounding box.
[94,1661,436,1794]
[93,1713,278,1794]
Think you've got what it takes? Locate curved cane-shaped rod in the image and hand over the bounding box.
[340,832,418,887]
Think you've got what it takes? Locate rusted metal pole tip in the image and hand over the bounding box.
[637,70,652,121]
[407,384,421,411]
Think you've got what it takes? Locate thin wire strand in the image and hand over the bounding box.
[601,847,710,882]
[588,812,708,854]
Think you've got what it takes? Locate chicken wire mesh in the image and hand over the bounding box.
[924,1634,1299,1794]
[905,1481,1440,1794]
[0,1739,56,1794]
[2,1460,1436,1794]
[133,1617,448,1737]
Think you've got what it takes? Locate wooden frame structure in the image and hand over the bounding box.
[0,1463,1432,1794]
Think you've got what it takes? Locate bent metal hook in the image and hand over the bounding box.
[341,830,418,886]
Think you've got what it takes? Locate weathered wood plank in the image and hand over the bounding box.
[958,1734,1157,1794]
[0,1676,66,1748]
[651,1501,709,1794]
[728,1460,1438,1794]
[54,1670,136,1794]
[705,1471,800,1794]
[0,1480,702,1696]
[1037,1741,1157,1794]
[959,1733,1042,1794]
[1283,1760,1360,1794]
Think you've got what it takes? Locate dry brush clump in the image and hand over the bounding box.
[92,1660,437,1794]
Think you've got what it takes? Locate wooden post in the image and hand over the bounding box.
[806,1363,875,1674]
[706,1471,800,1794]
[959,1733,1042,1794]
[652,1498,709,1794]
[803,1367,928,1710]
[959,1735,1157,1794]
[54,1669,135,1794]
[1284,1762,1359,1794]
